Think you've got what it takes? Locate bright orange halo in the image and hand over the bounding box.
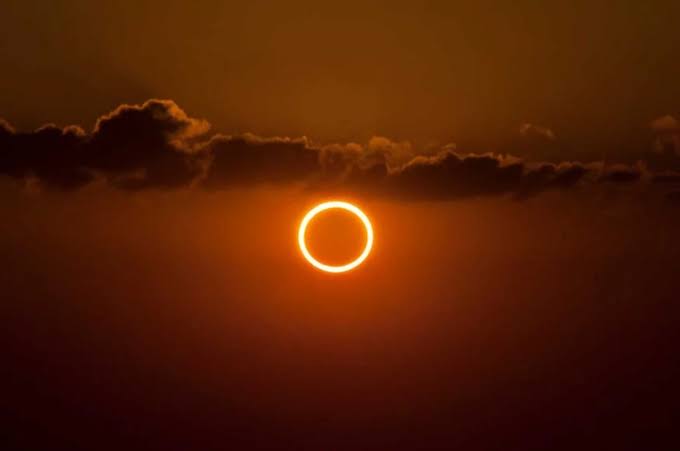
[298,201,374,273]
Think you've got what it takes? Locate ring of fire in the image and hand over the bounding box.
[298,201,374,273]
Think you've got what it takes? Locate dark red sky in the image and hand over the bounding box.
[2,186,679,449]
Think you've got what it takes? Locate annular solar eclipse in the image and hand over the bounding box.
[298,201,374,273]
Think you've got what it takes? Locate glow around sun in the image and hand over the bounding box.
[298,201,374,273]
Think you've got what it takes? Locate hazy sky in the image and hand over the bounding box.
[3,0,680,152]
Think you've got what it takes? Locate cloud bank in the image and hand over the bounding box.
[2,100,679,201]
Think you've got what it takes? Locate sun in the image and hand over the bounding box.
[298,201,374,273]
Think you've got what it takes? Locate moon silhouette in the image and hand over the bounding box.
[298,201,373,273]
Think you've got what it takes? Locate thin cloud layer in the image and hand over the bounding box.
[1,100,679,200]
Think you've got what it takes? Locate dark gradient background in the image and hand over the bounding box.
[2,1,680,450]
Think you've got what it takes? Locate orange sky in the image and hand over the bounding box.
[3,178,680,448]
[3,1,680,449]
[3,0,680,158]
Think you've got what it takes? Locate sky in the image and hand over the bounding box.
[2,1,680,450]
[3,0,680,151]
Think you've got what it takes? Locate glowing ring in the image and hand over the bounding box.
[298,201,373,273]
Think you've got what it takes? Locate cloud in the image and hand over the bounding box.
[0,99,210,190]
[365,136,416,169]
[503,123,562,161]
[519,123,556,141]
[0,118,15,134]
[2,100,680,201]
[0,122,92,190]
[515,162,588,199]
[383,152,525,200]
[650,115,680,158]
[652,172,680,184]
[201,134,319,187]
[598,164,643,184]
[651,115,679,133]
[87,99,210,189]
[321,150,592,201]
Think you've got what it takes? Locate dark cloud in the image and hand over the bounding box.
[0,122,92,190]
[499,123,563,161]
[1,99,209,190]
[2,100,680,201]
[515,162,588,199]
[383,152,525,200]
[87,100,209,189]
[647,115,680,171]
[598,165,643,184]
[651,115,679,147]
[652,172,680,184]
[335,153,593,201]
[0,118,15,134]
[201,134,319,187]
